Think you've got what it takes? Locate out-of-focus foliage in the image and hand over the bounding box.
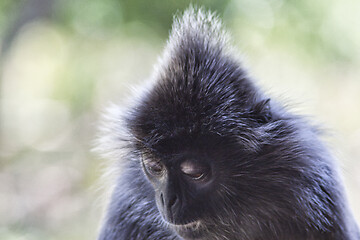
[0,1,16,30]
[55,0,230,34]
[0,0,359,239]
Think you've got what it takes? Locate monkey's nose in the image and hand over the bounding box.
[159,192,178,210]
[167,194,179,222]
[159,192,179,222]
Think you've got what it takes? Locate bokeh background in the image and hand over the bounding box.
[0,0,359,239]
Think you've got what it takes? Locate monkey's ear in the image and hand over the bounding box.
[250,99,272,124]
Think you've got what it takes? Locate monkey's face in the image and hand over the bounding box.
[140,135,246,239]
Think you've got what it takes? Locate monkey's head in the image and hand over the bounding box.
[125,8,309,240]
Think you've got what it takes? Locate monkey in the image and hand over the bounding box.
[97,7,360,240]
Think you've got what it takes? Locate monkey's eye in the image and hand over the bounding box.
[180,161,207,180]
[143,159,164,176]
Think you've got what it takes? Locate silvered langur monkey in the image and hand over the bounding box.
[97,7,360,240]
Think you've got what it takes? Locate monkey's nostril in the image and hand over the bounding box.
[160,193,165,207]
[168,195,177,209]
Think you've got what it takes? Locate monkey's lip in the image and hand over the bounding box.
[168,220,205,239]
[166,220,202,230]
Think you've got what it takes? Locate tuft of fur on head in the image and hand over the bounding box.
[124,6,273,154]
[159,6,232,70]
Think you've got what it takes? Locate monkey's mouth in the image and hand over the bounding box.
[166,220,202,231]
[166,220,205,239]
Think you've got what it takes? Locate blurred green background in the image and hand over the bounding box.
[0,0,359,239]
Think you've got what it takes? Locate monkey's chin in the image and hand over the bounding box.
[166,221,205,240]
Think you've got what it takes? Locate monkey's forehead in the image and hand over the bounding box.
[126,84,267,154]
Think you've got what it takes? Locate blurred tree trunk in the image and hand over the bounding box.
[0,0,55,144]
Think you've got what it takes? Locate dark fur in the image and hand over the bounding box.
[98,7,359,240]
